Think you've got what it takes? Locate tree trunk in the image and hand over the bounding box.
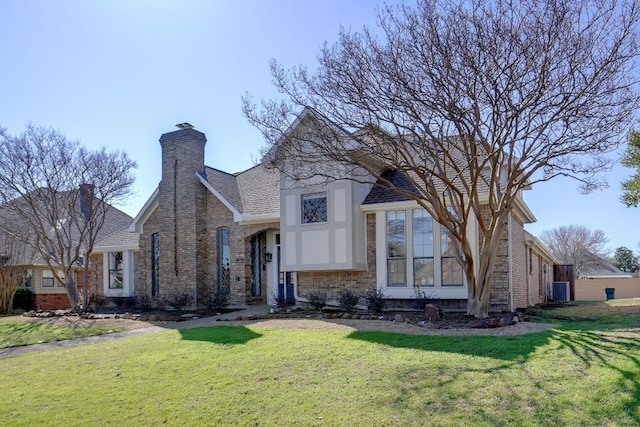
[0,272,18,314]
[82,253,89,312]
[465,212,506,318]
[65,277,79,311]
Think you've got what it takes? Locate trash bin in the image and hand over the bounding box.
[605,287,615,300]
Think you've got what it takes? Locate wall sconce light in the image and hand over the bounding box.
[265,252,273,263]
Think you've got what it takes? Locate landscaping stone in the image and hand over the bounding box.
[394,314,405,323]
[424,304,442,321]
[181,313,198,319]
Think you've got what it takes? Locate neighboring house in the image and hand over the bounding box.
[131,114,553,312]
[579,255,635,279]
[0,190,134,310]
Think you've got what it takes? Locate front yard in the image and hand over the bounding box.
[0,300,638,426]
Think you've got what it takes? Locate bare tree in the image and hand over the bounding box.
[0,124,136,311]
[244,0,639,317]
[0,235,33,314]
[539,225,609,278]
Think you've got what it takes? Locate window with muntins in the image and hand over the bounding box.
[301,192,327,224]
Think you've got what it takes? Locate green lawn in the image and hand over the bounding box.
[0,301,638,426]
[0,322,122,349]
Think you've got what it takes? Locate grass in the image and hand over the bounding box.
[0,300,638,426]
[0,322,122,349]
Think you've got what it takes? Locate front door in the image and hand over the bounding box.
[276,236,295,305]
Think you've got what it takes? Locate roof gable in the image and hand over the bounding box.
[362,170,421,205]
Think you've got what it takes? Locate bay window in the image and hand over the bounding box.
[380,208,464,291]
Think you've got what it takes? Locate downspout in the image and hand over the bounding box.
[524,244,533,307]
[507,212,514,311]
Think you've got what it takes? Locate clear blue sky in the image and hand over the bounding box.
[0,0,637,254]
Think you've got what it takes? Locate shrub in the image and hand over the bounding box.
[90,293,108,310]
[12,288,34,311]
[338,289,360,312]
[272,292,288,309]
[306,290,327,311]
[162,291,194,311]
[205,288,230,312]
[364,289,386,314]
[136,294,154,311]
[111,296,137,309]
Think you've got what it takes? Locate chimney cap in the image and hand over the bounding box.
[175,122,194,129]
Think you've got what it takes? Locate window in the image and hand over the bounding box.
[440,228,464,286]
[301,192,327,224]
[42,270,63,287]
[108,252,124,289]
[382,208,465,290]
[413,209,434,286]
[387,210,406,286]
[217,227,231,295]
[19,270,32,288]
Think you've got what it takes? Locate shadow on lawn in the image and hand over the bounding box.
[346,329,555,361]
[553,328,640,425]
[179,326,262,345]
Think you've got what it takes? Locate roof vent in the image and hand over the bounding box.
[175,122,194,129]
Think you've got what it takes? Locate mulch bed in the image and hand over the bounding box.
[21,307,528,330]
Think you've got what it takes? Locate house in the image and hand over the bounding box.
[0,189,135,310]
[130,114,552,312]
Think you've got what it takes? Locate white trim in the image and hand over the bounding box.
[103,250,134,297]
[196,172,244,222]
[508,212,514,311]
[239,213,280,225]
[375,208,469,299]
[361,200,423,212]
[513,195,536,224]
[128,188,159,232]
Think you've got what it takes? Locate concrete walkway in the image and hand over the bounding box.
[0,305,271,359]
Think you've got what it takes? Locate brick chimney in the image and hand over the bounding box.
[157,125,207,306]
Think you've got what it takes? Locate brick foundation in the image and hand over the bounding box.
[34,294,71,311]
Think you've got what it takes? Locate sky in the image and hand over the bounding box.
[0,0,637,255]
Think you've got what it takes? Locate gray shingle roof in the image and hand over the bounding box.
[0,190,134,265]
[204,167,242,212]
[203,163,279,219]
[94,226,140,251]
[236,164,280,217]
[362,170,421,205]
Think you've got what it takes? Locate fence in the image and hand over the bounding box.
[575,278,640,301]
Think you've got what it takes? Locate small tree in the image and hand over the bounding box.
[245,0,640,317]
[612,246,639,272]
[0,124,136,311]
[540,225,610,278]
[621,129,640,207]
